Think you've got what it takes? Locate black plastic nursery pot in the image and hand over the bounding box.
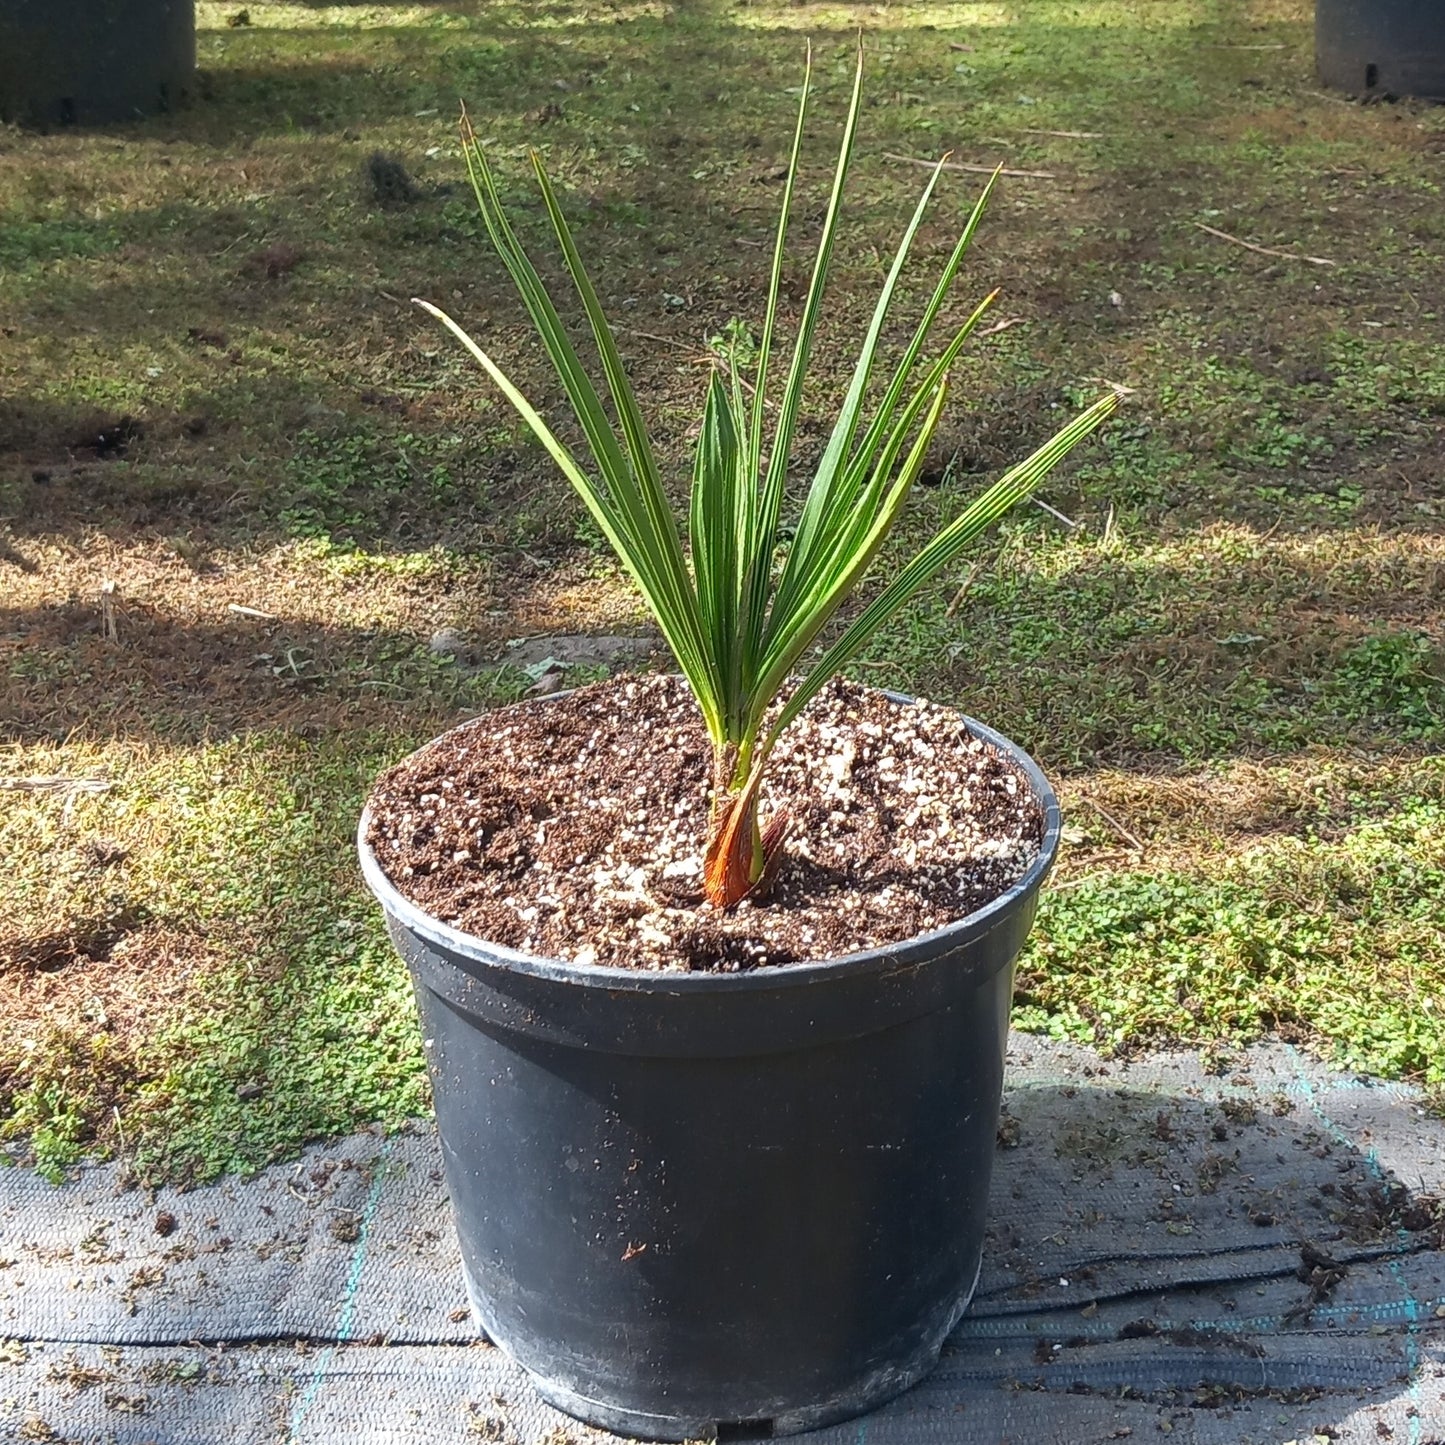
[358,706,1060,1441]
[0,0,196,127]
[1316,0,1445,100]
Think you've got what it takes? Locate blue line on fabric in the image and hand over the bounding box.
[952,1289,1445,1344]
[286,1139,392,1443]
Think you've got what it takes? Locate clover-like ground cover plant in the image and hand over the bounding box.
[365,49,1119,970]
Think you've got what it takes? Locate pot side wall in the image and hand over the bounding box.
[362,704,1059,1439]
[397,915,1022,1439]
[1317,0,1445,100]
[0,0,196,127]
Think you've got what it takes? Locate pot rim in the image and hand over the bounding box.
[357,688,1060,993]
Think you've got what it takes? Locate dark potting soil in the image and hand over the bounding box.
[364,674,1044,972]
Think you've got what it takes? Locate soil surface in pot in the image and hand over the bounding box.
[365,674,1043,971]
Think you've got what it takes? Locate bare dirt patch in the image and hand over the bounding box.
[1,914,217,1163]
[2,920,209,1048]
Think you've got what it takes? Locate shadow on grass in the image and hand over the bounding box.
[0,598,528,745]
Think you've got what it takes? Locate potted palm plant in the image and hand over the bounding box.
[359,51,1118,1441]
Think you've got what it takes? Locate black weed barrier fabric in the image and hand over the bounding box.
[2,1037,1441,1444]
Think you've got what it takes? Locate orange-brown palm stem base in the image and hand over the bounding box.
[702,748,790,909]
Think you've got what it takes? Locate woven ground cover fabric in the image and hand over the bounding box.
[2,1037,1442,1444]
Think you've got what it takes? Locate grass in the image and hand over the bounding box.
[2,0,1443,1180]
[1021,759,1445,1078]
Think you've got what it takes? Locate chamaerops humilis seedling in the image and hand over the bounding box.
[416,48,1121,909]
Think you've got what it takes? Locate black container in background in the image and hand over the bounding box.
[0,0,196,127]
[360,707,1060,1441]
[1317,0,1445,100]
